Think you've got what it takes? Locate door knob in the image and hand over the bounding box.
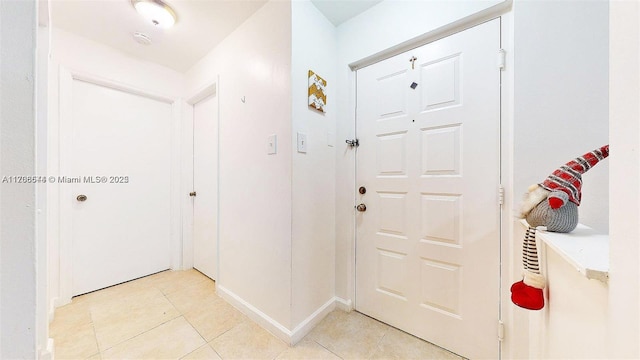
[356,203,367,212]
[76,194,87,202]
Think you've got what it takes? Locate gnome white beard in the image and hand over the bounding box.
[518,184,550,219]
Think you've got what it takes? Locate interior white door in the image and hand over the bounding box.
[192,94,218,280]
[70,79,172,296]
[355,19,501,359]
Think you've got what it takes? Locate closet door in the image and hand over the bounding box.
[69,79,172,296]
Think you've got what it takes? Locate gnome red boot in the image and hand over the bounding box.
[511,270,545,310]
[510,280,525,292]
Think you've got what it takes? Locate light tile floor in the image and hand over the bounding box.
[50,270,463,360]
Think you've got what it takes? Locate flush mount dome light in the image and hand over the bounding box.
[131,0,177,28]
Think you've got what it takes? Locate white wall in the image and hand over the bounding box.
[49,29,185,98]
[529,245,609,358]
[334,0,505,310]
[48,28,185,307]
[1,3,3,353]
[291,0,337,330]
[513,0,609,233]
[608,1,640,357]
[336,0,504,66]
[0,0,38,358]
[185,0,293,332]
[186,0,339,339]
[36,5,51,358]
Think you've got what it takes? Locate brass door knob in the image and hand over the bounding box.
[76,194,87,202]
[356,203,367,212]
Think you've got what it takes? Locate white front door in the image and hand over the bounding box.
[69,79,172,296]
[355,19,501,359]
[192,94,218,280]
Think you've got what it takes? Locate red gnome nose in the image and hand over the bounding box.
[548,197,564,209]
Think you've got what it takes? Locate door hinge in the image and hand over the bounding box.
[498,49,506,70]
[189,191,197,197]
[498,320,505,342]
[498,184,505,206]
[346,139,359,148]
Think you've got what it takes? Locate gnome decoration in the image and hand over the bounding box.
[511,145,609,310]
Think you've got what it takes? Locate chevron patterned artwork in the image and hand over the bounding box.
[308,70,327,113]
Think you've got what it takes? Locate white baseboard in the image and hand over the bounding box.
[217,285,348,345]
[335,297,353,312]
[290,297,336,344]
[58,295,72,308]
[217,285,293,344]
[38,338,54,360]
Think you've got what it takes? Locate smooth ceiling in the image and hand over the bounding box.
[50,0,382,73]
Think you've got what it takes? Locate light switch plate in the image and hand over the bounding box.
[267,134,277,155]
[297,132,307,153]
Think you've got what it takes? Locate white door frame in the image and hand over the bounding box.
[182,79,219,277]
[347,8,515,359]
[56,67,182,304]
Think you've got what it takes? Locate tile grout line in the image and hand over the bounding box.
[178,343,214,360]
[368,329,389,360]
[160,275,246,359]
[159,275,212,298]
[165,288,212,360]
[210,346,224,360]
[89,314,101,359]
[204,317,250,359]
[87,303,103,357]
[98,313,184,354]
[122,273,210,358]
[90,283,179,353]
[209,318,281,360]
[52,271,208,359]
[311,338,345,360]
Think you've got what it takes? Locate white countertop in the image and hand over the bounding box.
[520,219,609,283]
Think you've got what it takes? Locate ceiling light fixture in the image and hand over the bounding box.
[131,0,177,28]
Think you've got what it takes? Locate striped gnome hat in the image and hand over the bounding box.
[540,145,609,208]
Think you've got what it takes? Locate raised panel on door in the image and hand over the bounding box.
[71,79,172,296]
[356,19,501,359]
[193,94,218,280]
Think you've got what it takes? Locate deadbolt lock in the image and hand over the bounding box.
[359,186,366,194]
[356,203,367,212]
